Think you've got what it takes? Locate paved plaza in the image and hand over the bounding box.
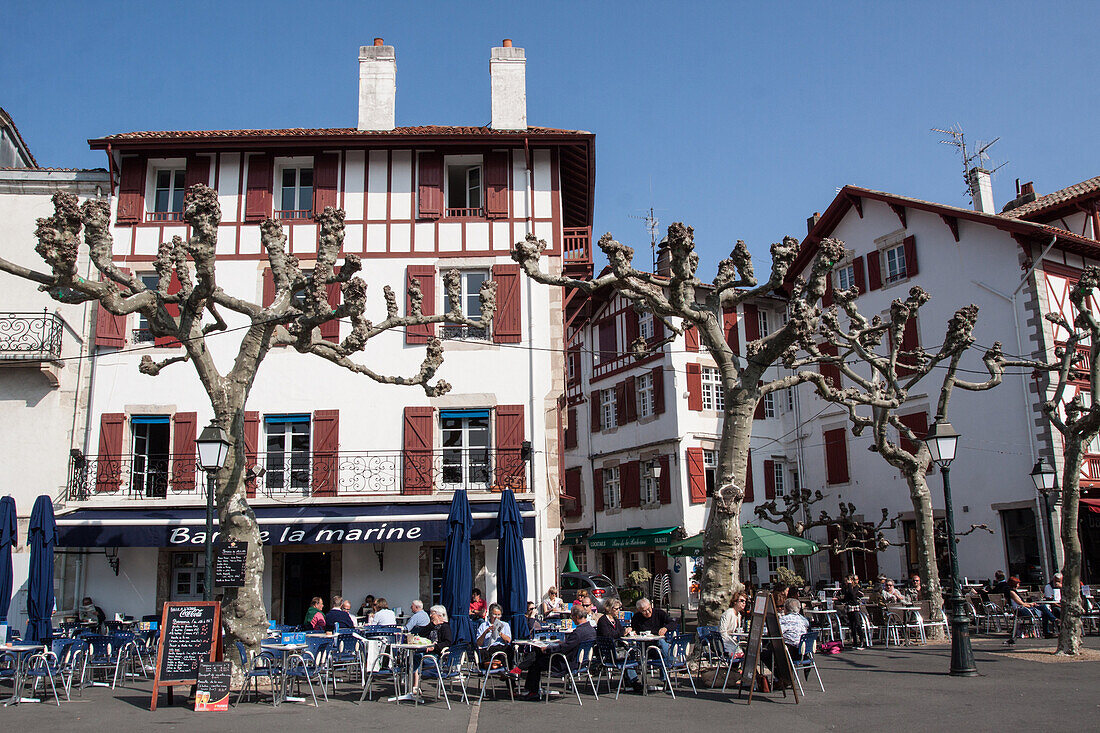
[2,636,1096,732]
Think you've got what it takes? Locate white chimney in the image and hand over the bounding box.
[358,38,396,131]
[967,167,995,213]
[490,39,526,130]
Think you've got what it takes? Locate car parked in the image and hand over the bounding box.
[559,571,619,606]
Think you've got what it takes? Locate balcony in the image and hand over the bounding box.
[563,227,592,265]
[145,211,184,223]
[0,311,65,385]
[1055,341,1091,387]
[275,209,312,221]
[65,448,528,502]
[445,207,484,218]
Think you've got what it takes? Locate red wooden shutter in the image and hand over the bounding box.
[484,151,509,218]
[896,318,919,377]
[312,409,339,496]
[686,363,702,411]
[95,413,125,492]
[403,406,434,495]
[624,376,638,423]
[185,155,211,191]
[652,366,665,415]
[94,269,130,348]
[319,280,341,341]
[593,467,605,512]
[620,460,641,508]
[598,318,616,364]
[116,157,145,224]
[171,412,197,494]
[615,381,627,426]
[827,524,845,581]
[590,390,602,433]
[495,404,525,489]
[312,153,340,214]
[763,459,776,500]
[744,450,754,502]
[867,250,882,290]
[262,268,275,306]
[898,410,928,456]
[852,255,867,294]
[686,448,707,504]
[564,407,577,449]
[820,341,841,388]
[492,263,522,344]
[406,265,437,344]
[154,272,183,347]
[822,273,834,307]
[903,235,918,277]
[743,303,760,341]
[244,411,259,499]
[625,310,640,349]
[658,454,671,504]
[685,325,699,352]
[723,307,739,354]
[563,468,582,518]
[418,152,443,219]
[244,154,274,222]
[754,386,765,420]
[824,428,850,484]
[653,316,665,342]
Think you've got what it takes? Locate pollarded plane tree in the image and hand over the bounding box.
[513,224,845,625]
[786,283,1031,635]
[1037,265,1100,655]
[0,184,495,668]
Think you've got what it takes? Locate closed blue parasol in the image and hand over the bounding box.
[441,489,473,645]
[496,488,529,639]
[25,495,56,644]
[0,496,16,625]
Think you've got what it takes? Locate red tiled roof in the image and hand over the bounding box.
[1001,176,1100,219]
[92,125,590,143]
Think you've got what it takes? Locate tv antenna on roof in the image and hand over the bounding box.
[932,125,1007,204]
[629,207,660,272]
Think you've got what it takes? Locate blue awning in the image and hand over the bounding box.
[130,415,169,424]
[264,414,310,423]
[439,409,491,419]
[54,500,536,548]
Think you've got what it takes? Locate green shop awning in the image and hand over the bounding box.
[665,524,819,558]
[562,530,590,545]
[588,527,678,550]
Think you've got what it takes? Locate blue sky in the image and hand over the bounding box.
[5,1,1099,273]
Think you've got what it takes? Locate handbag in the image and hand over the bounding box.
[820,641,842,655]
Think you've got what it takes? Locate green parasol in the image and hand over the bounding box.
[562,549,580,573]
[664,524,819,558]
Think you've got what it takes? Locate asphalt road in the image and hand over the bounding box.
[4,636,1097,732]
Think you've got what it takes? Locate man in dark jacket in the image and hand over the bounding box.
[324,595,356,631]
[520,605,595,699]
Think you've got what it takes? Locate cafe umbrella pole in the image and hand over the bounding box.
[196,421,231,603]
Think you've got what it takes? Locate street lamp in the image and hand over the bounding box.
[1029,458,1060,580]
[196,421,231,602]
[922,419,976,677]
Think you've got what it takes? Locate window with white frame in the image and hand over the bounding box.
[884,243,907,283]
[134,274,160,343]
[701,367,724,411]
[151,168,186,221]
[641,459,659,505]
[442,269,490,340]
[277,165,314,219]
[767,554,792,574]
[572,551,588,573]
[446,156,483,215]
[603,466,621,509]
[638,311,654,341]
[636,372,654,418]
[131,415,170,498]
[703,449,718,496]
[772,461,785,496]
[758,310,770,337]
[601,389,617,430]
[763,392,775,418]
[171,552,206,601]
[836,263,856,291]
[265,414,311,492]
[441,410,491,488]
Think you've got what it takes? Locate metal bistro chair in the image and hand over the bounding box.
[661,634,697,698]
[359,638,399,703]
[21,646,64,705]
[328,632,365,691]
[234,641,278,707]
[593,637,640,699]
[545,639,597,705]
[78,634,126,688]
[472,647,515,704]
[284,637,332,707]
[416,643,469,709]
[919,601,950,640]
[783,630,824,696]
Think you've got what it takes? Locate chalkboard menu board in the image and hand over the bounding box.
[738,592,798,704]
[214,541,248,587]
[150,601,221,711]
[195,661,232,712]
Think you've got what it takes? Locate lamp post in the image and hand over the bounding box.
[1029,458,1060,580]
[922,419,976,677]
[196,421,231,602]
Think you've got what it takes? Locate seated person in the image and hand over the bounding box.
[905,574,923,604]
[718,592,748,656]
[469,588,488,620]
[990,571,1009,596]
[411,605,453,695]
[303,596,326,631]
[357,595,376,618]
[371,597,397,627]
[404,599,429,632]
[525,602,542,634]
[779,598,811,660]
[540,586,566,617]
[324,595,356,631]
[631,597,673,666]
[519,605,595,700]
[1006,576,1056,638]
[573,589,594,619]
[595,598,642,693]
[475,603,514,667]
[1043,572,1063,602]
[880,579,906,604]
[80,597,106,629]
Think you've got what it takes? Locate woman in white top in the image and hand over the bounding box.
[540,586,566,617]
[718,591,748,655]
[371,597,397,627]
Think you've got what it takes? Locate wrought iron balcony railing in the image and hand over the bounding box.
[65,448,527,501]
[0,311,64,362]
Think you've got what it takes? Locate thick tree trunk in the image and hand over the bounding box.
[1057,440,1085,655]
[905,470,946,640]
[699,397,756,625]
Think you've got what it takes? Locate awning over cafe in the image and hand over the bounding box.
[54,500,536,548]
[1082,498,1100,515]
[561,529,589,545]
[587,527,678,550]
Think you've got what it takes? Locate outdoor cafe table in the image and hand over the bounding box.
[887,605,924,644]
[259,642,307,705]
[1,644,45,706]
[619,634,665,695]
[802,609,843,642]
[385,640,432,704]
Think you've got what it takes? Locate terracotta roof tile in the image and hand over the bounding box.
[1001,176,1100,219]
[95,125,590,141]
